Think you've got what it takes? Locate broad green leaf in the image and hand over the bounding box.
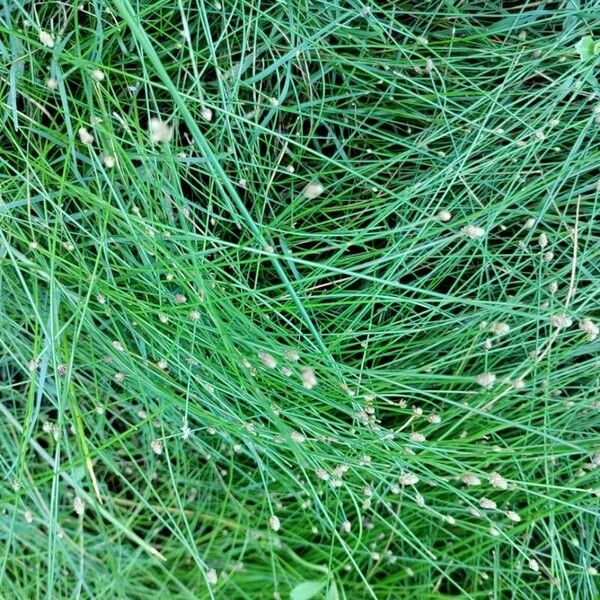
[575,36,594,60]
[290,580,327,600]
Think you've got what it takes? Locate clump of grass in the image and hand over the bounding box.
[1,1,599,598]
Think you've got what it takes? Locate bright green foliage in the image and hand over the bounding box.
[1,1,599,599]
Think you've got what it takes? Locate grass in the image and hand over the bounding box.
[1,0,599,598]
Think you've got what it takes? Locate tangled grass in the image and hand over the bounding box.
[1,1,599,598]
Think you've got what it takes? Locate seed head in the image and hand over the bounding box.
[461,224,486,239]
[51,424,61,441]
[149,118,173,143]
[579,318,598,341]
[399,472,419,486]
[259,351,277,369]
[103,155,116,168]
[301,367,317,389]
[490,322,510,337]
[437,210,452,222]
[538,233,548,248]
[479,497,497,510]
[201,107,213,121]
[506,510,521,522]
[39,30,55,48]
[78,128,94,145]
[269,515,280,531]
[489,472,508,490]
[73,496,85,516]
[528,559,539,572]
[551,314,572,329]
[341,520,351,533]
[150,438,163,455]
[461,473,481,486]
[476,372,496,389]
[315,468,328,480]
[303,182,324,199]
[333,464,349,477]
[112,340,124,352]
[91,69,105,82]
[290,431,305,443]
[206,569,218,584]
[409,432,426,443]
[46,77,58,90]
[285,350,300,362]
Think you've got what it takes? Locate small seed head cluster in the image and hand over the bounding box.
[399,472,419,486]
[303,182,324,199]
[301,367,317,389]
[39,30,55,47]
[476,372,496,388]
[259,351,277,369]
[73,496,85,516]
[551,314,572,329]
[579,318,598,341]
[78,128,94,145]
[149,118,173,143]
[461,225,486,239]
[490,322,510,337]
[269,515,281,532]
